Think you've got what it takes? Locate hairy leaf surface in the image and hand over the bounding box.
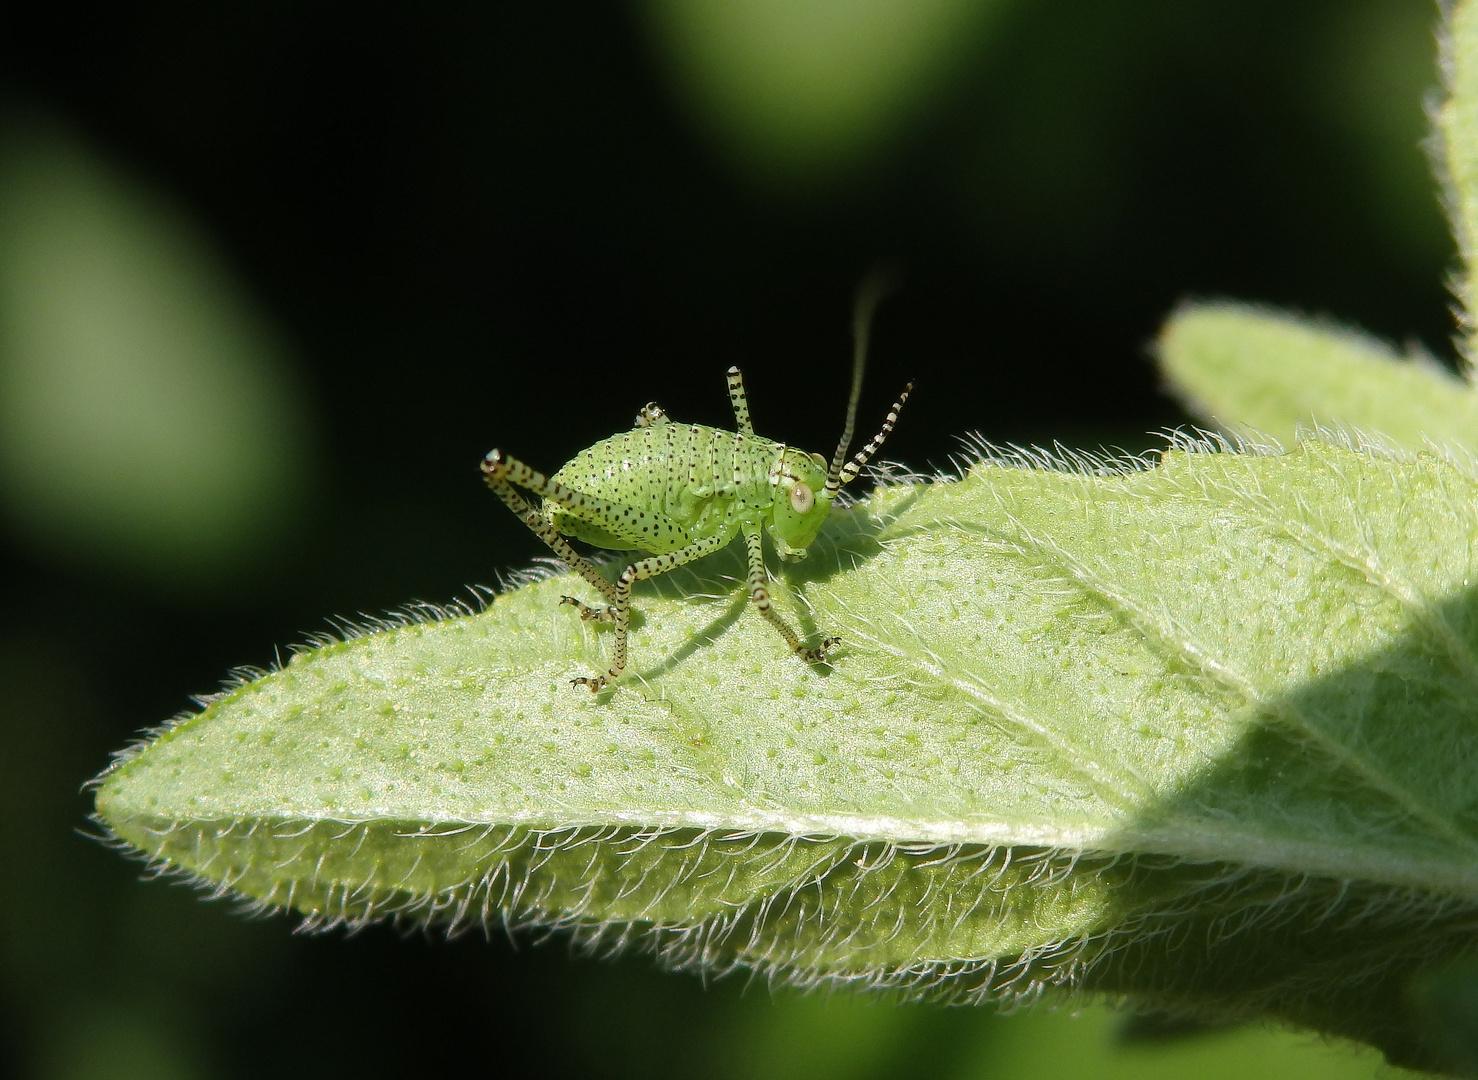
[96,437,1478,1068]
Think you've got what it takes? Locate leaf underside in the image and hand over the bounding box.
[96,435,1478,1067]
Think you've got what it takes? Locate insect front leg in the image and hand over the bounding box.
[742,523,839,665]
[572,531,734,692]
[481,450,620,617]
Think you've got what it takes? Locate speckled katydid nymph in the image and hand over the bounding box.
[482,281,912,691]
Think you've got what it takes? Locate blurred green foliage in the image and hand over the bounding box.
[0,118,310,592]
[1410,960,1478,1077]
[1310,0,1449,266]
[640,0,1010,189]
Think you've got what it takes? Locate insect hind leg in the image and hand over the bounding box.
[742,524,839,664]
[481,449,620,611]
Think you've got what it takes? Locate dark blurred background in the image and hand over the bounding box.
[0,1,1448,1077]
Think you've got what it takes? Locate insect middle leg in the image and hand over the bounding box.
[742,523,838,664]
[572,531,733,692]
[726,366,755,436]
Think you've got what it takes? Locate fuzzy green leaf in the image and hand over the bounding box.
[96,436,1478,1071]
[1441,0,1478,353]
[1157,303,1478,451]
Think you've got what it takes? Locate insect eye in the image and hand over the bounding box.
[789,482,814,514]
[810,452,826,468]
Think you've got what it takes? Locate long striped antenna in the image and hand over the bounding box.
[833,380,913,490]
[824,272,909,498]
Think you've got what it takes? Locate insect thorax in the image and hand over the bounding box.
[545,423,790,553]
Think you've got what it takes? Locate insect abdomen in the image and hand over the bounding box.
[547,423,780,552]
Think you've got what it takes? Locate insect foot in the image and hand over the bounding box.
[805,635,842,664]
[633,402,668,428]
[559,596,616,623]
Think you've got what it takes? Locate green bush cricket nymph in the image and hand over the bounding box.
[481,282,912,691]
